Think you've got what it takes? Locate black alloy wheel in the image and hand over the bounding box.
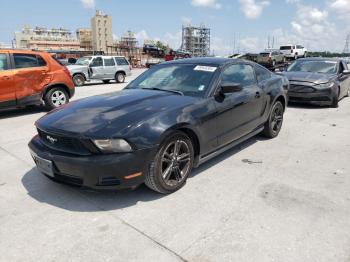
[262,101,284,138]
[145,131,194,194]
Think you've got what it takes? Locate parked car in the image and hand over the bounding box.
[281,58,350,107]
[280,45,307,60]
[67,56,132,86]
[143,44,164,56]
[0,49,75,110]
[29,58,288,194]
[257,50,286,67]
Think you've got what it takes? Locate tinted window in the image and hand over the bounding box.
[339,62,344,74]
[255,65,272,82]
[37,55,47,66]
[0,54,8,71]
[127,64,216,97]
[296,45,303,49]
[280,46,292,50]
[222,64,256,87]
[14,54,39,69]
[115,57,129,65]
[90,57,103,67]
[104,58,115,66]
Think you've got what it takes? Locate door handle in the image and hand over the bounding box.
[255,92,261,98]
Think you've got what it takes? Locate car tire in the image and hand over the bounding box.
[72,74,85,87]
[44,87,69,110]
[262,101,284,138]
[145,131,194,194]
[331,88,340,108]
[103,80,110,84]
[115,72,125,83]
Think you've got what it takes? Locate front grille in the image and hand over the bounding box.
[38,129,93,155]
[290,85,315,93]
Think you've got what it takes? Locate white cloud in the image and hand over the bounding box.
[191,0,222,9]
[80,0,95,9]
[239,0,270,19]
[328,0,350,20]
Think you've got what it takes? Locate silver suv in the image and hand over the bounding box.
[67,56,132,86]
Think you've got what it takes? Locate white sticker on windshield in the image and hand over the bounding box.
[194,65,217,72]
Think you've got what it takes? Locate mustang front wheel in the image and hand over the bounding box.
[262,101,284,138]
[145,131,194,194]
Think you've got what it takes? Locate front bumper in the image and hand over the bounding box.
[28,135,157,190]
[288,87,334,105]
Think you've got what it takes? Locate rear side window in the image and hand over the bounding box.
[104,58,115,66]
[13,54,46,69]
[222,64,256,87]
[255,65,272,83]
[0,54,8,71]
[115,57,129,65]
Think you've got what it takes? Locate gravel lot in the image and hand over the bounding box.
[1,68,350,262]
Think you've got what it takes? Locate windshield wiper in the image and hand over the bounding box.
[141,87,184,96]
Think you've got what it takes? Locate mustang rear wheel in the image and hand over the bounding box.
[262,101,284,138]
[145,131,194,194]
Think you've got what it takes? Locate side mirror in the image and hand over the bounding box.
[220,83,242,94]
[342,70,350,75]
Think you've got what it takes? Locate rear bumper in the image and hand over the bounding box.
[288,88,334,105]
[28,135,157,190]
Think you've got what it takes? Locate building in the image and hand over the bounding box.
[119,31,138,48]
[14,25,80,51]
[91,10,113,53]
[181,24,211,57]
[76,28,92,51]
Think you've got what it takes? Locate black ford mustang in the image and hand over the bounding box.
[281,58,350,107]
[29,58,288,194]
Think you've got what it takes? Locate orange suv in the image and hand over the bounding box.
[0,49,75,110]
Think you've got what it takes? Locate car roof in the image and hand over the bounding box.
[0,49,49,55]
[163,57,245,66]
[297,57,342,62]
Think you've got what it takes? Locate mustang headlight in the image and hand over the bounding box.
[93,139,132,153]
[318,82,335,89]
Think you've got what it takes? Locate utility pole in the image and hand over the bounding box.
[343,33,350,54]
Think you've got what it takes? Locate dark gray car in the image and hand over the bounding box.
[281,58,350,107]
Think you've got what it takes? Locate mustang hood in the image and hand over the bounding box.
[282,71,335,84]
[36,89,197,138]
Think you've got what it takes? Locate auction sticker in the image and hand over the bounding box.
[194,65,217,72]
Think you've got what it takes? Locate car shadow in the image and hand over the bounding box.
[21,135,264,212]
[287,102,329,110]
[0,106,46,119]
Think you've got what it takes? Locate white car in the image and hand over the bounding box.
[67,56,132,86]
[280,45,307,60]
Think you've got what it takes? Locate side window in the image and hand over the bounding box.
[222,64,256,87]
[0,54,8,71]
[339,62,345,74]
[255,65,272,83]
[37,55,47,67]
[90,57,103,67]
[115,57,129,66]
[14,54,39,69]
[104,58,115,66]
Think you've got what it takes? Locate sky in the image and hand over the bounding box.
[0,0,349,55]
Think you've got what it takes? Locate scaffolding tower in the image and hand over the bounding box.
[181,24,210,57]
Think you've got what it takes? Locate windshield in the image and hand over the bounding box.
[287,60,337,74]
[76,57,92,66]
[126,64,217,97]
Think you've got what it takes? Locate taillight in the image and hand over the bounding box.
[63,66,71,78]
